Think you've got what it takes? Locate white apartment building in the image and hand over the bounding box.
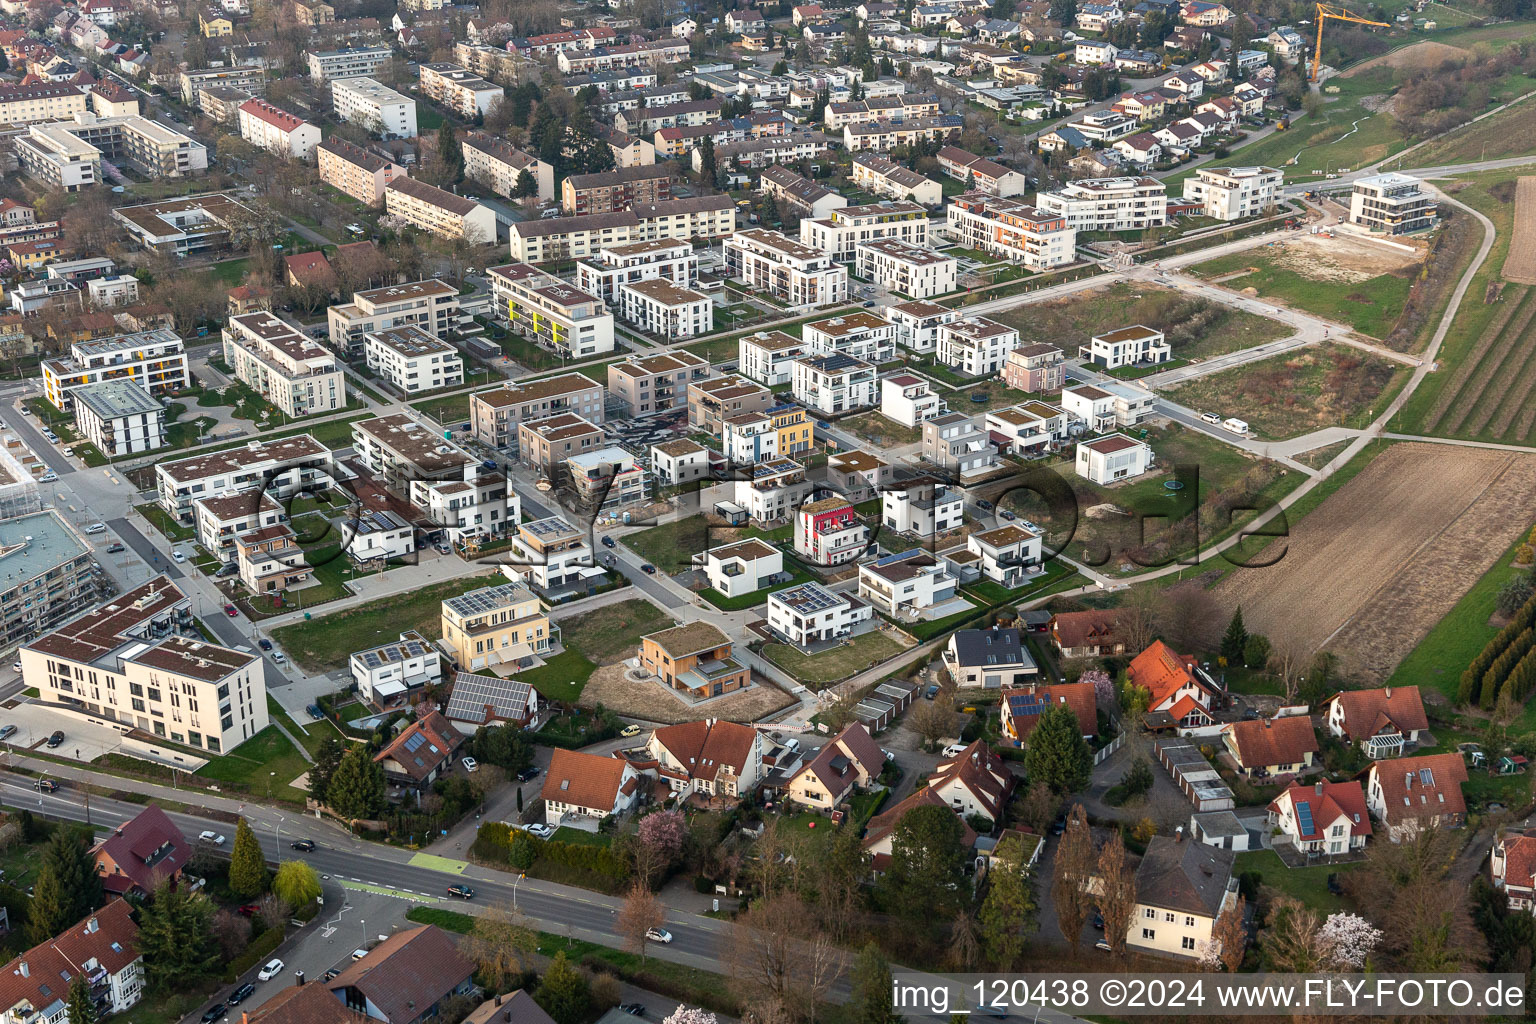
[936,316,1020,376]
[855,238,956,299]
[42,329,189,410]
[1076,433,1153,485]
[71,379,166,456]
[887,299,957,354]
[410,465,517,543]
[20,576,267,753]
[307,46,393,82]
[222,311,347,418]
[967,524,1042,587]
[1080,325,1171,370]
[734,458,813,522]
[87,275,141,307]
[344,507,416,562]
[0,81,89,124]
[329,279,462,358]
[1035,176,1168,232]
[986,401,1065,455]
[723,229,848,307]
[619,279,713,339]
[236,98,320,159]
[1350,173,1438,235]
[882,476,963,537]
[798,201,930,262]
[364,324,465,393]
[793,355,878,415]
[419,62,503,119]
[353,413,472,492]
[17,114,207,190]
[177,66,264,107]
[721,405,811,463]
[881,372,948,427]
[350,630,443,704]
[859,549,959,617]
[923,412,1000,483]
[1060,381,1157,432]
[1182,165,1283,222]
[766,582,873,648]
[488,262,616,359]
[575,239,697,305]
[802,311,896,363]
[944,192,1076,270]
[737,330,807,387]
[508,196,735,262]
[507,516,597,591]
[385,177,496,242]
[317,137,407,206]
[462,131,555,204]
[155,434,336,524]
[702,539,783,599]
[331,76,418,138]
[193,490,283,561]
[850,152,943,206]
[650,438,710,486]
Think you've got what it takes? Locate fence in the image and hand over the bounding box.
[1093,731,1125,765]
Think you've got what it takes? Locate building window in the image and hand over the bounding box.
[1142,928,1155,940]
[1181,936,1196,951]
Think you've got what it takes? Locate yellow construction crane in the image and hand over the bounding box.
[1311,3,1389,81]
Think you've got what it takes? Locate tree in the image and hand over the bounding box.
[1260,898,1331,971]
[910,692,959,750]
[633,810,687,885]
[1024,704,1092,795]
[978,836,1036,970]
[327,747,386,820]
[848,942,899,1024]
[1498,573,1535,617]
[1082,668,1114,709]
[136,880,219,992]
[255,894,290,934]
[617,882,665,962]
[463,904,537,991]
[30,827,103,944]
[437,122,464,182]
[273,861,321,907]
[1096,832,1137,959]
[880,804,968,921]
[1211,894,1247,972]
[1221,606,1248,664]
[699,135,718,186]
[308,735,346,805]
[1119,587,1160,654]
[229,818,268,898]
[1245,633,1272,670]
[1318,911,1382,970]
[65,977,95,1024]
[662,1011,717,1024]
[509,830,537,871]
[534,951,590,1024]
[513,168,538,201]
[1016,781,1060,834]
[1051,805,1094,956]
[210,910,252,962]
[727,897,843,1023]
[1049,0,1074,25]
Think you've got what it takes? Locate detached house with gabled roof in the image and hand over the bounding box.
[326,924,477,1024]
[373,709,463,797]
[644,718,764,800]
[1050,608,1126,659]
[787,722,886,810]
[1268,779,1371,857]
[1000,683,1097,746]
[1125,834,1238,958]
[862,786,978,862]
[1364,753,1469,841]
[90,804,189,897]
[544,748,642,824]
[1222,715,1318,779]
[1490,828,1536,912]
[1322,685,1428,759]
[1126,640,1220,728]
[930,738,1015,824]
[0,900,145,1020]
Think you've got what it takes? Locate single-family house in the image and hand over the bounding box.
[944,626,1039,688]
[373,710,464,796]
[1364,753,1468,841]
[90,804,189,897]
[1268,779,1371,857]
[786,722,886,810]
[1322,685,1428,759]
[999,683,1097,746]
[1126,640,1220,728]
[1050,608,1126,658]
[544,748,643,824]
[1222,716,1319,778]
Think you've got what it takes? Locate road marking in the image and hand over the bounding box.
[338,879,432,903]
[407,852,469,874]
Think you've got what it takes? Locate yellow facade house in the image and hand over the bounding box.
[438,578,556,673]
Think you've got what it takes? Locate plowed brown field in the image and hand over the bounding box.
[1215,442,1536,681]
[1502,176,1536,284]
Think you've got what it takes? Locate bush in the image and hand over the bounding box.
[693,875,713,894]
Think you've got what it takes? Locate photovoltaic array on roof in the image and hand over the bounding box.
[1006,692,1047,719]
[1295,799,1314,837]
[357,638,429,670]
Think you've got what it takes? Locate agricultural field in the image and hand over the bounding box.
[1406,97,1536,168]
[1163,343,1410,440]
[1502,176,1536,284]
[987,281,1290,363]
[1188,233,1420,339]
[1214,443,1536,681]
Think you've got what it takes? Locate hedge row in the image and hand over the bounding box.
[224,926,284,983]
[1460,590,1536,707]
[470,822,630,880]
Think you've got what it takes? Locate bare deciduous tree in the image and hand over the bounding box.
[1051,804,1094,957]
[461,903,537,989]
[727,897,844,1023]
[616,882,664,963]
[909,692,959,751]
[1212,894,1247,973]
[1096,831,1137,959]
[1118,587,1161,655]
[1158,581,1222,653]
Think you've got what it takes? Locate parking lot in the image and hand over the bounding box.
[0,700,128,764]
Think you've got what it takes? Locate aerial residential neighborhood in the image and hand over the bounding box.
[0,0,1531,1020]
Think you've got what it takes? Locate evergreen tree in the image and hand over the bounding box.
[1024,704,1093,795]
[437,122,463,182]
[879,804,968,921]
[137,881,219,992]
[309,735,345,806]
[1221,606,1248,664]
[1243,633,1271,669]
[534,952,590,1024]
[699,135,718,186]
[1049,0,1074,26]
[514,169,538,200]
[327,747,386,820]
[228,818,267,898]
[848,943,899,1024]
[29,827,102,944]
[978,838,1036,970]
[65,977,95,1024]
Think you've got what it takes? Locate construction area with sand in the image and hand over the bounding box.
[1214,442,1536,682]
[1264,231,1425,282]
[1340,40,1469,76]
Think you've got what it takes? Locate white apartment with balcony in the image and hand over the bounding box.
[42,328,189,410]
[1061,381,1157,431]
[701,539,783,599]
[307,45,392,82]
[619,279,713,339]
[855,238,956,299]
[350,630,443,704]
[724,229,848,307]
[802,311,896,364]
[410,465,517,544]
[488,262,615,359]
[328,279,462,358]
[364,324,465,393]
[419,62,503,118]
[737,330,807,387]
[945,192,1076,270]
[193,490,283,561]
[1035,176,1168,232]
[986,401,1066,455]
[880,373,947,427]
[859,549,958,617]
[469,373,605,449]
[222,312,347,418]
[793,354,878,415]
[968,524,1042,588]
[1182,165,1283,221]
[937,316,1020,376]
[385,177,497,242]
[575,238,697,305]
[766,581,873,648]
[798,201,930,262]
[923,412,1000,483]
[507,515,597,592]
[71,379,166,456]
[331,76,418,137]
[882,476,963,537]
[155,434,336,524]
[888,299,957,354]
[1349,173,1437,235]
[1080,325,1170,370]
[734,458,813,522]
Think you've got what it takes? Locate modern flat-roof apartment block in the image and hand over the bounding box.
[689,374,773,432]
[1080,325,1170,370]
[438,578,555,672]
[722,404,814,463]
[1182,165,1282,221]
[987,401,1066,455]
[222,311,347,417]
[561,164,676,215]
[792,354,878,415]
[468,373,605,448]
[737,331,807,387]
[606,351,710,416]
[1001,343,1065,393]
[411,465,516,544]
[619,278,714,339]
[21,575,267,751]
[850,153,943,205]
[331,76,418,138]
[651,438,711,485]
[508,515,596,591]
[798,201,930,262]
[881,373,948,427]
[701,539,782,598]
[937,315,1020,376]
[575,239,697,305]
[462,131,554,204]
[1350,173,1437,235]
[566,446,652,512]
[766,582,873,647]
[193,491,282,561]
[517,413,603,474]
[887,299,958,354]
[859,549,958,617]
[640,622,750,698]
[0,510,98,655]
[923,411,1000,482]
[353,413,472,491]
[307,46,392,82]
[802,311,896,364]
[363,324,464,393]
[385,177,496,241]
[487,262,615,360]
[724,229,848,307]
[1035,176,1167,231]
[796,496,870,567]
[42,329,188,409]
[882,475,963,537]
[111,193,250,257]
[155,434,335,524]
[855,238,956,299]
[945,192,1076,270]
[508,196,735,262]
[236,98,320,159]
[1060,381,1156,431]
[1076,432,1152,484]
[317,137,406,205]
[418,62,503,119]
[328,279,461,358]
[71,379,166,456]
[968,524,1043,587]
[178,65,265,105]
[18,114,208,189]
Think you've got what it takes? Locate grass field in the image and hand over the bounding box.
[195,725,310,803]
[1189,247,1414,340]
[1400,94,1536,167]
[987,281,1290,362]
[1165,343,1411,440]
[1234,850,1359,913]
[761,631,910,687]
[518,649,599,704]
[1228,68,1410,177]
[559,599,672,664]
[842,411,922,447]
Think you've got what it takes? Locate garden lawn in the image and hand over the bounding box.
[194,725,311,803]
[518,649,599,704]
[761,631,909,687]
[621,518,739,575]
[842,411,921,447]
[548,827,612,847]
[411,391,476,426]
[560,599,672,664]
[136,502,194,541]
[1233,850,1358,913]
[1187,250,1413,340]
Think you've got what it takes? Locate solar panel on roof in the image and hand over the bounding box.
[1295,800,1314,837]
[403,732,427,752]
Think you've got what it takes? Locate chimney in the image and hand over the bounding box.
[18,962,27,978]
[86,917,98,933]
[1314,782,1323,796]
[1263,718,1271,729]
[1383,687,1391,698]
[295,972,305,987]
[1175,825,1184,842]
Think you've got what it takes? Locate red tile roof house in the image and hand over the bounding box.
[786,722,885,811]
[373,710,463,799]
[327,925,477,1024]
[1364,753,1469,842]
[91,803,190,896]
[0,900,145,1018]
[1126,640,1219,728]
[641,718,764,801]
[862,786,979,863]
[544,748,642,826]
[1267,779,1371,858]
[1490,828,1536,912]
[1322,685,1429,759]
[284,250,338,292]
[999,683,1097,746]
[1049,608,1126,658]
[1221,715,1319,779]
[929,739,1015,824]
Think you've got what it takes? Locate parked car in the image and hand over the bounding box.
[258,639,273,651]
[227,984,255,1006]
[998,509,1015,521]
[322,968,341,982]
[272,652,286,664]
[40,472,57,483]
[351,948,369,961]
[1094,940,1112,952]
[224,603,239,617]
[257,959,285,981]
[1199,412,1221,425]
[516,766,539,782]
[306,704,323,719]
[291,839,315,852]
[198,831,227,845]
[237,905,259,917]
[171,551,187,563]
[782,737,801,754]
[84,523,106,534]
[640,563,656,574]
[601,535,616,548]
[461,756,479,773]
[106,543,125,553]
[0,725,14,741]
[619,724,641,737]
[619,1005,646,1017]
[46,730,63,747]
[645,928,672,944]
[201,1003,227,1023]
[527,823,554,838]
[924,684,940,700]
[941,743,967,758]
[447,884,476,899]
[976,499,994,511]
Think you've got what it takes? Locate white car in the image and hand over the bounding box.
[39,472,57,483]
[171,551,187,563]
[198,831,226,845]
[941,743,968,758]
[351,948,368,960]
[527,823,554,838]
[257,959,285,981]
[645,928,672,944]
[84,523,106,534]
[461,756,478,773]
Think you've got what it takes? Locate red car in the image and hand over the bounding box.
[224,604,238,617]
[237,904,259,917]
